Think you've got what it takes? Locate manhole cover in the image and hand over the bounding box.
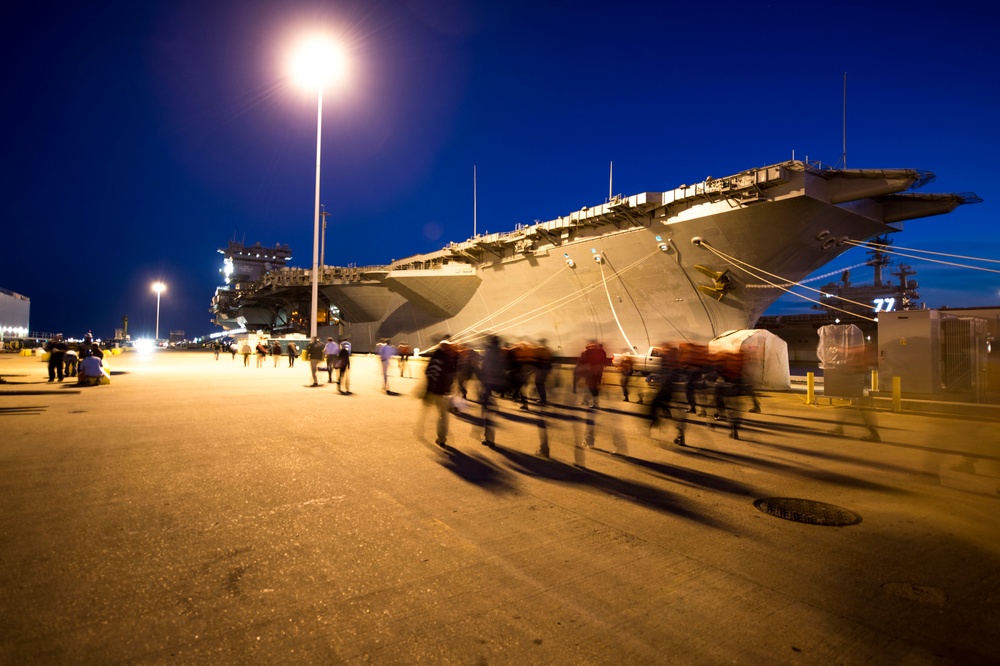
[753,497,861,526]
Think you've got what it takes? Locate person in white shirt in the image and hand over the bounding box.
[323,337,340,384]
[377,339,397,393]
[79,352,105,386]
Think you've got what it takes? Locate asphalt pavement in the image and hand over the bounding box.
[1,349,998,664]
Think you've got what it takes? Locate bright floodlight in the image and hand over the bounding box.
[290,35,345,89]
[152,282,166,295]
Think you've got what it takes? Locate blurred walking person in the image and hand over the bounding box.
[578,341,608,409]
[619,356,634,402]
[336,340,352,394]
[422,337,459,447]
[527,338,553,406]
[323,337,340,384]
[478,335,506,447]
[307,336,325,387]
[377,339,397,394]
[649,343,687,445]
[398,342,412,378]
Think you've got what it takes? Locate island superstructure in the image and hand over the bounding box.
[210,159,979,356]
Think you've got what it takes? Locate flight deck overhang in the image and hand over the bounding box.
[812,168,931,204]
[319,283,394,322]
[875,192,983,224]
[383,265,482,318]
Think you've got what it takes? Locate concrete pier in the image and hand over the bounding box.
[1,350,998,663]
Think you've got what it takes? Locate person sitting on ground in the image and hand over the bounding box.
[79,350,106,386]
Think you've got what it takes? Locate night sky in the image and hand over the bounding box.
[3,0,998,340]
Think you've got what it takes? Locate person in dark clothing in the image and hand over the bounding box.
[46,334,69,382]
[255,341,269,368]
[307,336,325,386]
[398,342,412,378]
[478,335,506,446]
[336,340,352,394]
[455,346,480,400]
[649,343,687,445]
[423,338,459,447]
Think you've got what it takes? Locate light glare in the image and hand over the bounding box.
[290,36,345,89]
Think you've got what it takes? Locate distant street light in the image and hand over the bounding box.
[152,281,167,341]
[289,34,346,339]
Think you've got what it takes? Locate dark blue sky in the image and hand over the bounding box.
[3,0,997,339]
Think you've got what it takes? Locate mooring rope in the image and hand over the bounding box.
[697,242,876,321]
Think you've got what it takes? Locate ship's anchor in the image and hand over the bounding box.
[694,264,734,301]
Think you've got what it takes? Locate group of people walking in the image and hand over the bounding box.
[418,335,557,451]
[414,335,774,457]
[206,332,770,454]
[307,336,351,392]
[641,342,760,445]
[213,339,300,367]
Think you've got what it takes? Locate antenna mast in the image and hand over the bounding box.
[842,72,847,169]
[609,161,613,201]
[473,165,477,237]
[319,204,329,269]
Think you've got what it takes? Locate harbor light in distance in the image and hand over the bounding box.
[151,281,166,342]
[289,34,347,339]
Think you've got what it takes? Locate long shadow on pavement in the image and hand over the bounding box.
[671,442,908,494]
[490,445,734,529]
[588,449,756,497]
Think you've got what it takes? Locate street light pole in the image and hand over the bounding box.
[152,281,166,342]
[310,86,323,340]
[290,35,344,340]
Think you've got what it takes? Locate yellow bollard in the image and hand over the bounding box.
[871,369,879,393]
[891,376,902,413]
[806,371,815,405]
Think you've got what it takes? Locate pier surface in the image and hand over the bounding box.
[1,350,998,664]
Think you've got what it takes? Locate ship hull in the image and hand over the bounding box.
[211,161,978,357]
[351,196,894,356]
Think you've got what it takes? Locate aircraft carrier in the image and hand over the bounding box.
[210,159,980,356]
